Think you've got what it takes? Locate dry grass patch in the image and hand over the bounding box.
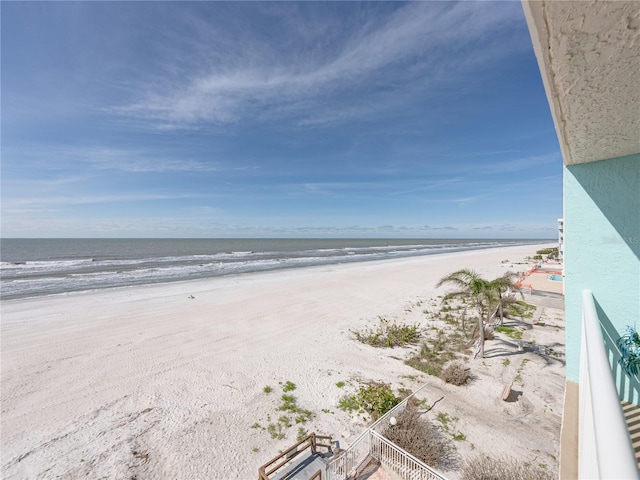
[381,401,455,470]
[461,455,555,480]
[440,361,471,386]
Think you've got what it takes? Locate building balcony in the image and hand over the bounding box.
[576,290,639,478]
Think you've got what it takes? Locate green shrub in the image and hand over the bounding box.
[357,383,400,418]
[279,394,297,412]
[337,395,360,413]
[338,382,400,419]
[352,317,421,348]
[282,381,297,392]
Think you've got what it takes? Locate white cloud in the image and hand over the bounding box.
[4,145,254,174]
[112,2,525,128]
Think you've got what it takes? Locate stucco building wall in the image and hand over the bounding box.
[564,153,640,382]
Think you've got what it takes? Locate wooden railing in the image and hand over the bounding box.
[579,290,639,479]
[258,433,333,480]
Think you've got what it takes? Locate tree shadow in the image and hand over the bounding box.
[484,338,566,366]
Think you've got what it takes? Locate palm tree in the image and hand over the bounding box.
[436,269,521,358]
[436,269,493,358]
[487,272,523,326]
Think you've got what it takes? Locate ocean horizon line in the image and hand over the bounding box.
[1,238,554,300]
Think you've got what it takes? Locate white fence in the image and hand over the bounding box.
[369,430,445,480]
[327,428,370,480]
[579,290,639,479]
[327,385,446,480]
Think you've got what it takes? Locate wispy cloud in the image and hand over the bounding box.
[4,192,203,208]
[112,2,525,128]
[4,145,255,174]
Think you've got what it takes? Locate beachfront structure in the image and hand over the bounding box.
[558,218,564,262]
[523,1,640,478]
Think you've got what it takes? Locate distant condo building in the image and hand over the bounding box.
[557,218,564,261]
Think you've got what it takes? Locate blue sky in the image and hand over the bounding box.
[1,1,561,239]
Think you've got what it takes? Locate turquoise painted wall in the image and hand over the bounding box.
[564,153,640,382]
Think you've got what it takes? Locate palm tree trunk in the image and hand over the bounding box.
[476,300,485,359]
[460,307,468,339]
[478,316,485,358]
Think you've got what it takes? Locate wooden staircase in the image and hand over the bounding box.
[621,401,640,469]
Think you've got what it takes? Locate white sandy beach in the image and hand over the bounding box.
[1,245,564,479]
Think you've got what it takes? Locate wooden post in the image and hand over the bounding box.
[501,381,513,401]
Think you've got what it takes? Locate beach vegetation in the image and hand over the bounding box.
[263,385,272,394]
[335,381,346,388]
[453,432,466,441]
[266,422,286,440]
[296,427,308,442]
[256,387,315,441]
[440,361,471,386]
[436,412,452,426]
[278,415,292,428]
[436,269,521,358]
[507,300,536,319]
[279,394,297,411]
[294,411,312,424]
[338,395,360,413]
[536,247,559,260]
[352,317,421,348]
[264,391,313,431]
[514,359,530,386]
[281,381,296,392]
[617,325,640,377]
[338,382,400,419]
[405,323,468,376]
[461,454,555,480]
[383,401,454,469]
[495,325,523,340]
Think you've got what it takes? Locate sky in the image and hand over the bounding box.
[1,1,562,239]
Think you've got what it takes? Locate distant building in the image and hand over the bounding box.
[557,218,564,261]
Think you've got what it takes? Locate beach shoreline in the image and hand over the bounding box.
[1,244,563,479]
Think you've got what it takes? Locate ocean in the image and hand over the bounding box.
[0,238,546,300]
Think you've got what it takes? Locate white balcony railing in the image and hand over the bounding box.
[579,289,639,479]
